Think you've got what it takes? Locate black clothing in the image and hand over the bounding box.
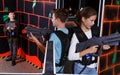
[74,25,100,65]
[4,20,19,64]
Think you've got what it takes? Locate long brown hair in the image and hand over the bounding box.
[76,7,97,26]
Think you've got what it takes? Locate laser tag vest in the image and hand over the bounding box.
[54,30,71,66]
[5,21,18,38]
[74,25,100,65]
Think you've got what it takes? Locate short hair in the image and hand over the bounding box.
[51,8,69,23]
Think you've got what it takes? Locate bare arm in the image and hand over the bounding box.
[79,45,98,57]
[30,32,45,54]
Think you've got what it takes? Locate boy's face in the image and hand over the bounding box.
[51,13,58,27]
[8,12,15,19]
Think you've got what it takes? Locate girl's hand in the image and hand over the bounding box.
[88,45,98,54]
[103,45,110,50]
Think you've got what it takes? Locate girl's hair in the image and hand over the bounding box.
[76,7,97,24]
[51,8,69,23]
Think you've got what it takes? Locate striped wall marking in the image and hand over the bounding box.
[18,55,42,70]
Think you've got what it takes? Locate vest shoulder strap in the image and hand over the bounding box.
[54,30,70,66]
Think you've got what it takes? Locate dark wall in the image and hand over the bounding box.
[17,0,55,66]
[99,0,120,75]
[0,0,56,68]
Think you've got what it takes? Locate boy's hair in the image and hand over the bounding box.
[8,11,15,15]
[52,8,69,23]
[8,10,15,14]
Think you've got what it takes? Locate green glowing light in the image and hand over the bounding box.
[4,7,9,12]
[3,15,9,22]
[112,52,117,64]
[2,7,9,22]
[32,0,36,8]
[116,0,120,5]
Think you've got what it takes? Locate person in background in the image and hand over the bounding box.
[68,7,110,75]
[4,11,19,66]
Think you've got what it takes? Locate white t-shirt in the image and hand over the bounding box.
[68,29,97,68]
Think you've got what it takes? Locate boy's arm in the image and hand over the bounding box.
[30,32,45,54]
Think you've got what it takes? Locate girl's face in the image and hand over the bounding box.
[82,15,97,29]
